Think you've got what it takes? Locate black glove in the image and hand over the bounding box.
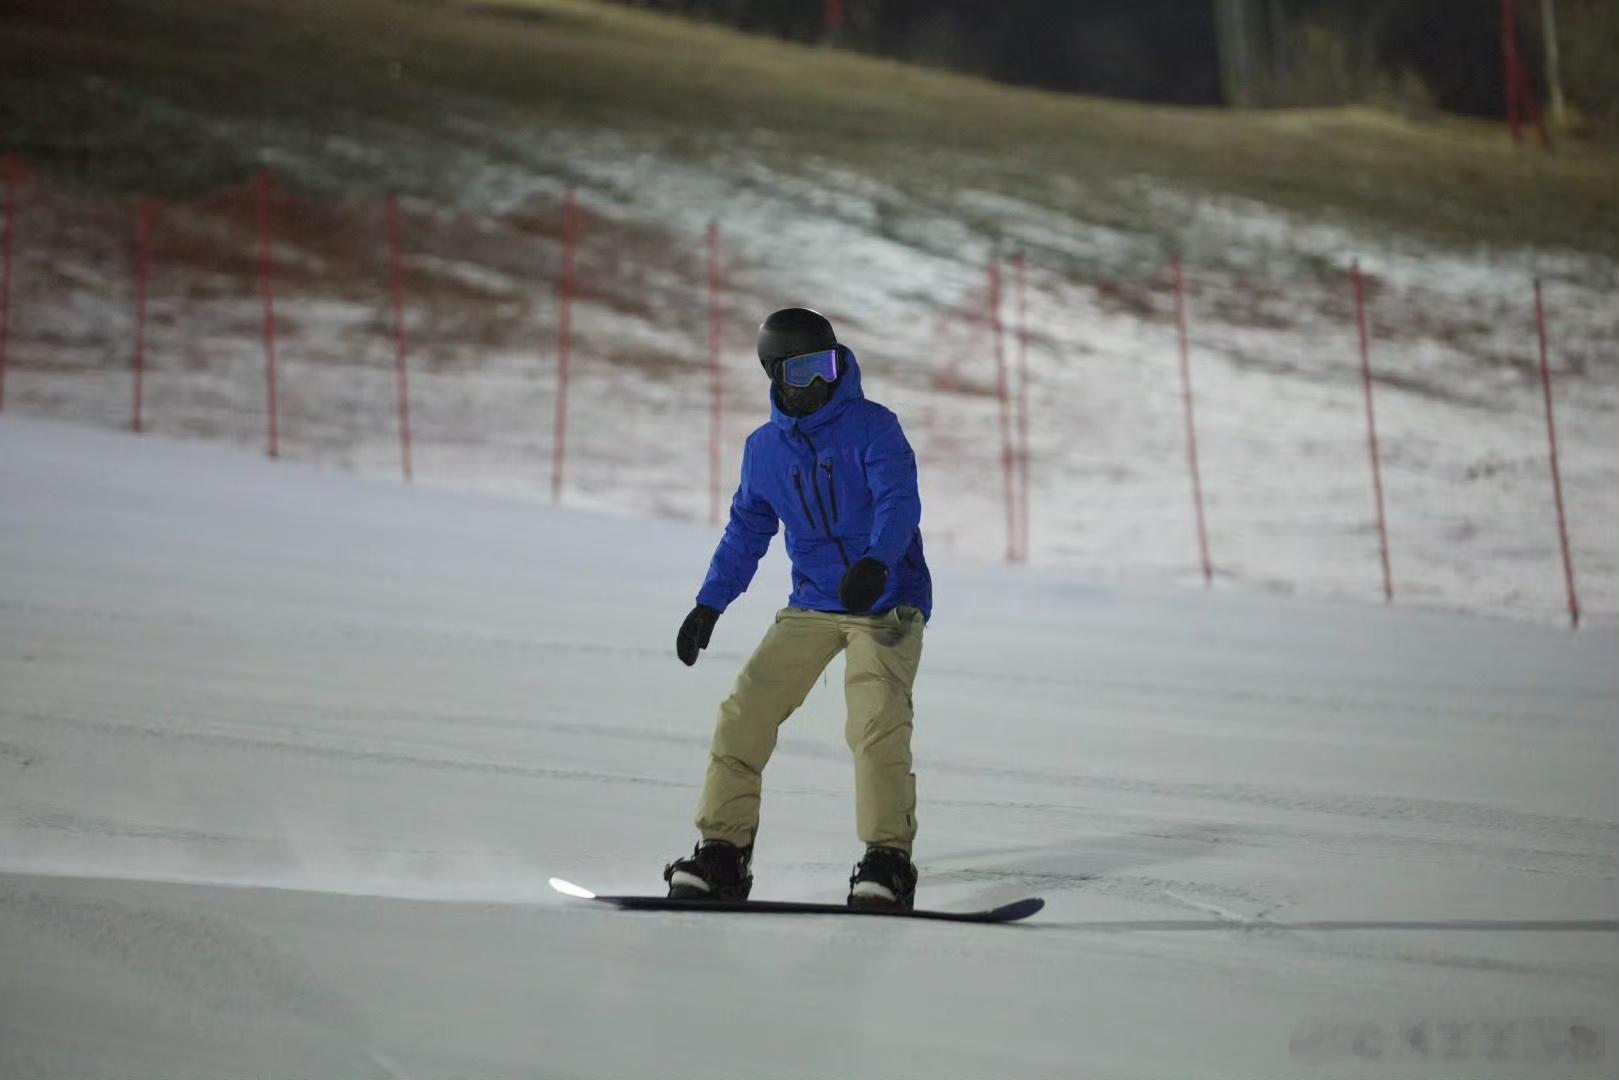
[838,558,889,614]
[676,604,720,666]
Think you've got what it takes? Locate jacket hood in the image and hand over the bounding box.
[769,345,865,433]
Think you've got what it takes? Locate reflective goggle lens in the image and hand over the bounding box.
[777,348,840,388]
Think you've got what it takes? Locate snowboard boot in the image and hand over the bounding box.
[847,845,917,911]
[663,839,753,901]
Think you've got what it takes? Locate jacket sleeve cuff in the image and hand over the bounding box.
[695,585,732,613]
[861,540,904,570]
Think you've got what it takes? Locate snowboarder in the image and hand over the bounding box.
[667,307,932,910]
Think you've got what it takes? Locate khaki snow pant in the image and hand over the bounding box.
[695,605,925,854]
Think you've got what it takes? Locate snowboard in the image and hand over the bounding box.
[549,878,1043,924]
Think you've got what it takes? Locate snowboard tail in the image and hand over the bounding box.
[549,878,1042,924]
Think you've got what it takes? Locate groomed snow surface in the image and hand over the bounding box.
[1,415,1615,1080]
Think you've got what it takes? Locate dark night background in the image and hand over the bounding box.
[620,0,1617,124]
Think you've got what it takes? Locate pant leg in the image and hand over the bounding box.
[694,608,846,846]
[842,605,925,854]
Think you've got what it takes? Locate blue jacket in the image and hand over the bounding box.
[696,347,932,621]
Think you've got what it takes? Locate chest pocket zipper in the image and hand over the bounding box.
[794,429,851,570]
[821,461,839,524]
[792,470,819,530]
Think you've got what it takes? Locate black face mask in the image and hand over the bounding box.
[774,376,835,417]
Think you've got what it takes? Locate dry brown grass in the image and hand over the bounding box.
[0,0,1614,253]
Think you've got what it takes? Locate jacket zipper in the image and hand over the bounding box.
[797,429,851,569]
[792,470,818,530]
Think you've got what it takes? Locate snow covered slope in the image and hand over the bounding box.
[1,415,1614,1079]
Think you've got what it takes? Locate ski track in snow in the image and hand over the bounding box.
[0,415,1615,1079]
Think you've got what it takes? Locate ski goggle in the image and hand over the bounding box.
[773,348,841,388]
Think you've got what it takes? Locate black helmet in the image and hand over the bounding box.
[756,307,837,374]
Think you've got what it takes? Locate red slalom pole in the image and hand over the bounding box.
[706,220,723,527]
[1502,0,1522,142]
[1352,261,1393,603]
[256,171,280,459]
[1014,252,1030,563]
[386,193,413,483]
[132,196,152,433]
[0,152,16,412]
[1172,259,1213,587]
[551,189,577,505]
[989,259,1016,564]
[1534,280,1581,628]
[823,0,845,33]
